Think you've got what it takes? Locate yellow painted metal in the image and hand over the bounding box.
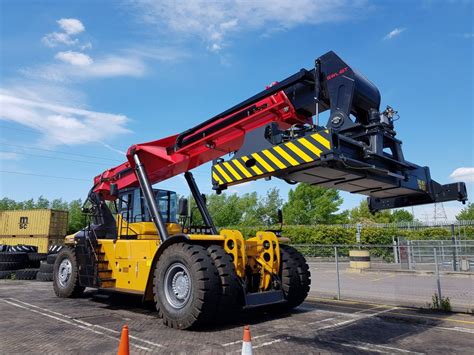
[286,142,312,162]
[245,231,280,290]
[87,227,280,296]
[98,239,159,292]
[0,209,68,237]
[299,137,322,156]
[311,132,331,149]
[116,215,182,239]
[212,129,332,188]
[220,229,247,278]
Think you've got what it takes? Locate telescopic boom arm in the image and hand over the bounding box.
[93,51,467,211]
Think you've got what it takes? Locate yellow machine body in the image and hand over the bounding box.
[65,217,281,298]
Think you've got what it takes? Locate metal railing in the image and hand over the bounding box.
[291,243,474,312]
[338,220,474,229]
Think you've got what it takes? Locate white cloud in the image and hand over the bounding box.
[129,0,367,52]
[55,51,93,66]
[384,27,406,40]
[57,18,85,35]
[42,18,88,48]
[450,167,474,183]
[21,55,145,82]
[0,88,131,146]
[127,46,189,62]
[0,152,22,161]
[42,32,79,47]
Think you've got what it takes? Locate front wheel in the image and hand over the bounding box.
[153,243,220,329]
[53,247,85,298]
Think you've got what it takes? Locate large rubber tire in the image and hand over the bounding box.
[0,252,27,263]
[39,261,54,274]
[36,272,53,282]
[53,247,85,298]
[28,253,48,262]
[0,261,24,271]
[206,244,242,320]
[47,254,58,265]
[153,243,220,329]
[15,268,39,280]
[279,244,310,308]
[0,270,14,279]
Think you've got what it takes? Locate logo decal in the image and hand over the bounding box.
[19,216,29,229]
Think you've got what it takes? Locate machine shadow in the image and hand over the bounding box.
[83,288,311,331]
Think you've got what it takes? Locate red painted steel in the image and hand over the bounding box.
[93,90,310,199]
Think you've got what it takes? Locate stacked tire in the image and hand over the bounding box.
[36,245,63,282]
[0,244,57,280]
[0,250,28,279]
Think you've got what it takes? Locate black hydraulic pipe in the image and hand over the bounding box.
[175,69,314,149]
[184,171,218,235]
[133,154,169,242]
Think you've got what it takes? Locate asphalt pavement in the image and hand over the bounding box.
[1,280,473,354]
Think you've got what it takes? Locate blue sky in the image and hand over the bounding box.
[0,0,472,220]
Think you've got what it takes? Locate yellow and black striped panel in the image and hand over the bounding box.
[212,129,332,187]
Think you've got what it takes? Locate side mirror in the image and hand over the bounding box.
[178,198,189,216]
[277,209,283,224]
[110,183,118,198]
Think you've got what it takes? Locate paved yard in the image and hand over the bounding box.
[1,280,473,354]
[308,262,474,312]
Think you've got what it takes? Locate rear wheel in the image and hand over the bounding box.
[153,243,220,329]
[279,244,311,308]
[53,247,85,298]
[207,244,242,320]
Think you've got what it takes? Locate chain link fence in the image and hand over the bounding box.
[292,243,474,313]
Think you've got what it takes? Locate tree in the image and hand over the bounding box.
[456,203,474,221]
[255,188,283,226]
[0,197,19,210]
[349,200,414,224]
[283,184,345,225]
[67,199,85,234]
[391,209,414,222]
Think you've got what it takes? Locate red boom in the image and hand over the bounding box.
[93,90,310,199]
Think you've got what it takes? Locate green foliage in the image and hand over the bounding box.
[349,200,414,224]
[456,203,474,221]
[67,199,85,234]
[190,188,283,227]
[430,294,452,312]
[0,196,84,235]
[283,184,347,224]
[391,209,414,222]
[222,224,474,244]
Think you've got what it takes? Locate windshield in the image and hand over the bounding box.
[117,188,178,223]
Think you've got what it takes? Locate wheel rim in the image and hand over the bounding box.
[163,262,192,309]
[58,258,72,288]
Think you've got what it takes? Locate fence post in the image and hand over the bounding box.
[451,224,457,271]
[393,237,399,264]
[408,240,413,270]
[434,247,442,301]
[335,246,341,300]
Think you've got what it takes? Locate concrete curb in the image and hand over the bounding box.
[358,268,474,276]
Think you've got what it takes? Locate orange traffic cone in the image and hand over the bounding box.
[241,325,253,355]
[117,324,130,355]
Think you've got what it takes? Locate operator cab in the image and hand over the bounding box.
[117,187,178,224]
[113,187,181,239]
